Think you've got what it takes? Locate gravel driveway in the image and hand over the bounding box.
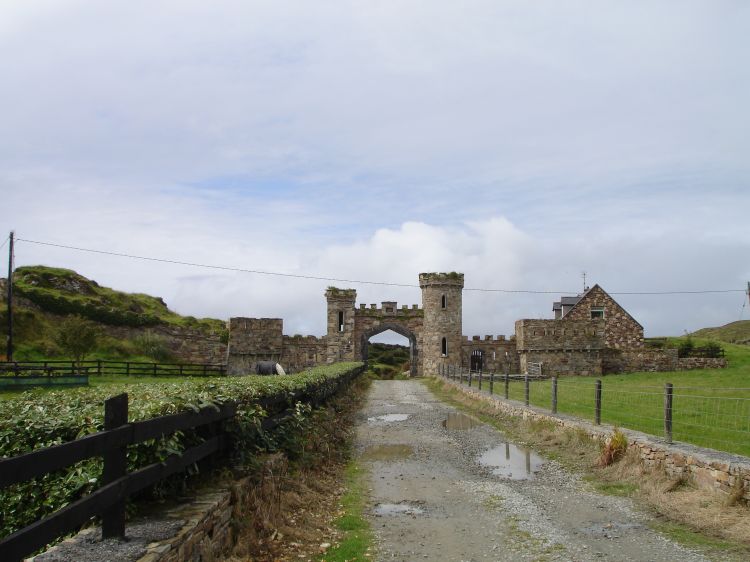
[355,380,710,562]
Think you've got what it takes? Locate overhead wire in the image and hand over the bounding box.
[15,236,748,296]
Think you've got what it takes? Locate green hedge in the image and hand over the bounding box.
[0,362,363,539]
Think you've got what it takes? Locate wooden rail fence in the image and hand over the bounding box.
[0,366,362,561]
[0,360,226,378]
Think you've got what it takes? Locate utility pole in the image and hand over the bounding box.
[6,231,14,362]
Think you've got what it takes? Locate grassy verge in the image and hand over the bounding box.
[463,339,750,456]
[322,460,373,562]
[425,376,750,560]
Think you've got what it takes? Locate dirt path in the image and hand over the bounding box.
[355,380,710,562]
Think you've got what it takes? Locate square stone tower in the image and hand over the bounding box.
[419,272,464,375]
[325,287,357,363]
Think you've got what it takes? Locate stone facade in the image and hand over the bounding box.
[562,285,644,349]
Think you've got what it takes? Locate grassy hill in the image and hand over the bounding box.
[1,265,226,361]
[366,343,411,379]
[692,320,750,346]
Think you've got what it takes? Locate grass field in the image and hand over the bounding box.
[462,339,750,457]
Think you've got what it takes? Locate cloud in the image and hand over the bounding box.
[1,1,748,342]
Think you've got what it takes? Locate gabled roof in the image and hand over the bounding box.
[553,296,582,312]
[567,284,643,329]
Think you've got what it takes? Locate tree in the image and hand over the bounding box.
[55,315,99,369]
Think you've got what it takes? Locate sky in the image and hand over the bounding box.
[1,1,749,343]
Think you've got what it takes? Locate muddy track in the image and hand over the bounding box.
[355,380,711,562]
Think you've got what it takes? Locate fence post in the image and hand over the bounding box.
[595,380,602,425]
[102,393,128,538]
[126,362,130,376]
[504,371,509,399]
[478,370,483,391]
[489,372,494,395]
[524,373,529,406]
[97,359,102,376]
[468,369,472,387]
[552,376,558,414]
[664,383,673,443]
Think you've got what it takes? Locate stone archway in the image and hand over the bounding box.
[360,322,419,378]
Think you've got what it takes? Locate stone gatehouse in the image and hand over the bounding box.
[226,275,722,376]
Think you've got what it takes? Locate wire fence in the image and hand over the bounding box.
[437,364,750,458]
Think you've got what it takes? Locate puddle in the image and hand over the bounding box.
[478,443,545,479]
[373,502,425,516]
[361,444,414,461]
[368,414,410,423]
[442,412,482,430]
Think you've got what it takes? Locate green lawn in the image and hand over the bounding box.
[463,339,750,457]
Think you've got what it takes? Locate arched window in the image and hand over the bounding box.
[441,337,448,357]
[441,294,447,309]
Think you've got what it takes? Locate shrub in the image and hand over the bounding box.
[599,428,628,467]
[677,337,694,358]
[0,361,363,539]
[54,316,99,368]
[131,331,175,362]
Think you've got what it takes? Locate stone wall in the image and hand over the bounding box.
[563,285,644,349]
[442,378,750,502]
[602,348,679,373]
[520,349,602,376]
[515,318,605,351]
[281,335,327,373]
[103,324,227,364]
[677,357,728,370]
[460,335,519,373]
[226,318,283,375]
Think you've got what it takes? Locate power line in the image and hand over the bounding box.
[0,235,9,253]
[15,236,747,296]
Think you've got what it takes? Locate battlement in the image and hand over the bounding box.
[418,272,464,288]
[463,335,509,342]
[356,302,423,316]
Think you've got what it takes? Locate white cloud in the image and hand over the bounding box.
[1,1,748,341]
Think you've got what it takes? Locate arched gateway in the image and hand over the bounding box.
[360,322,419,378]
[227,273,475,377]
[324,273,464,377]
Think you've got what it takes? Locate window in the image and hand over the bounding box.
[441,337,448,357]
[441,294,447,309]
[338,311,344,332]
[590,306,605,319]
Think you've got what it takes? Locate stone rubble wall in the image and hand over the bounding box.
[461,335,519,373]
[677,357,728,370]
[442,377,750,502]
[226,318,284,375]
[515,318,605,351]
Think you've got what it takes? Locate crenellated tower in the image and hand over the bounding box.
[419,272,464,375]
[325,287,357,363]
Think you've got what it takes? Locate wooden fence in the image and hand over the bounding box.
[0,360,226,378]
[0,367,362,561]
